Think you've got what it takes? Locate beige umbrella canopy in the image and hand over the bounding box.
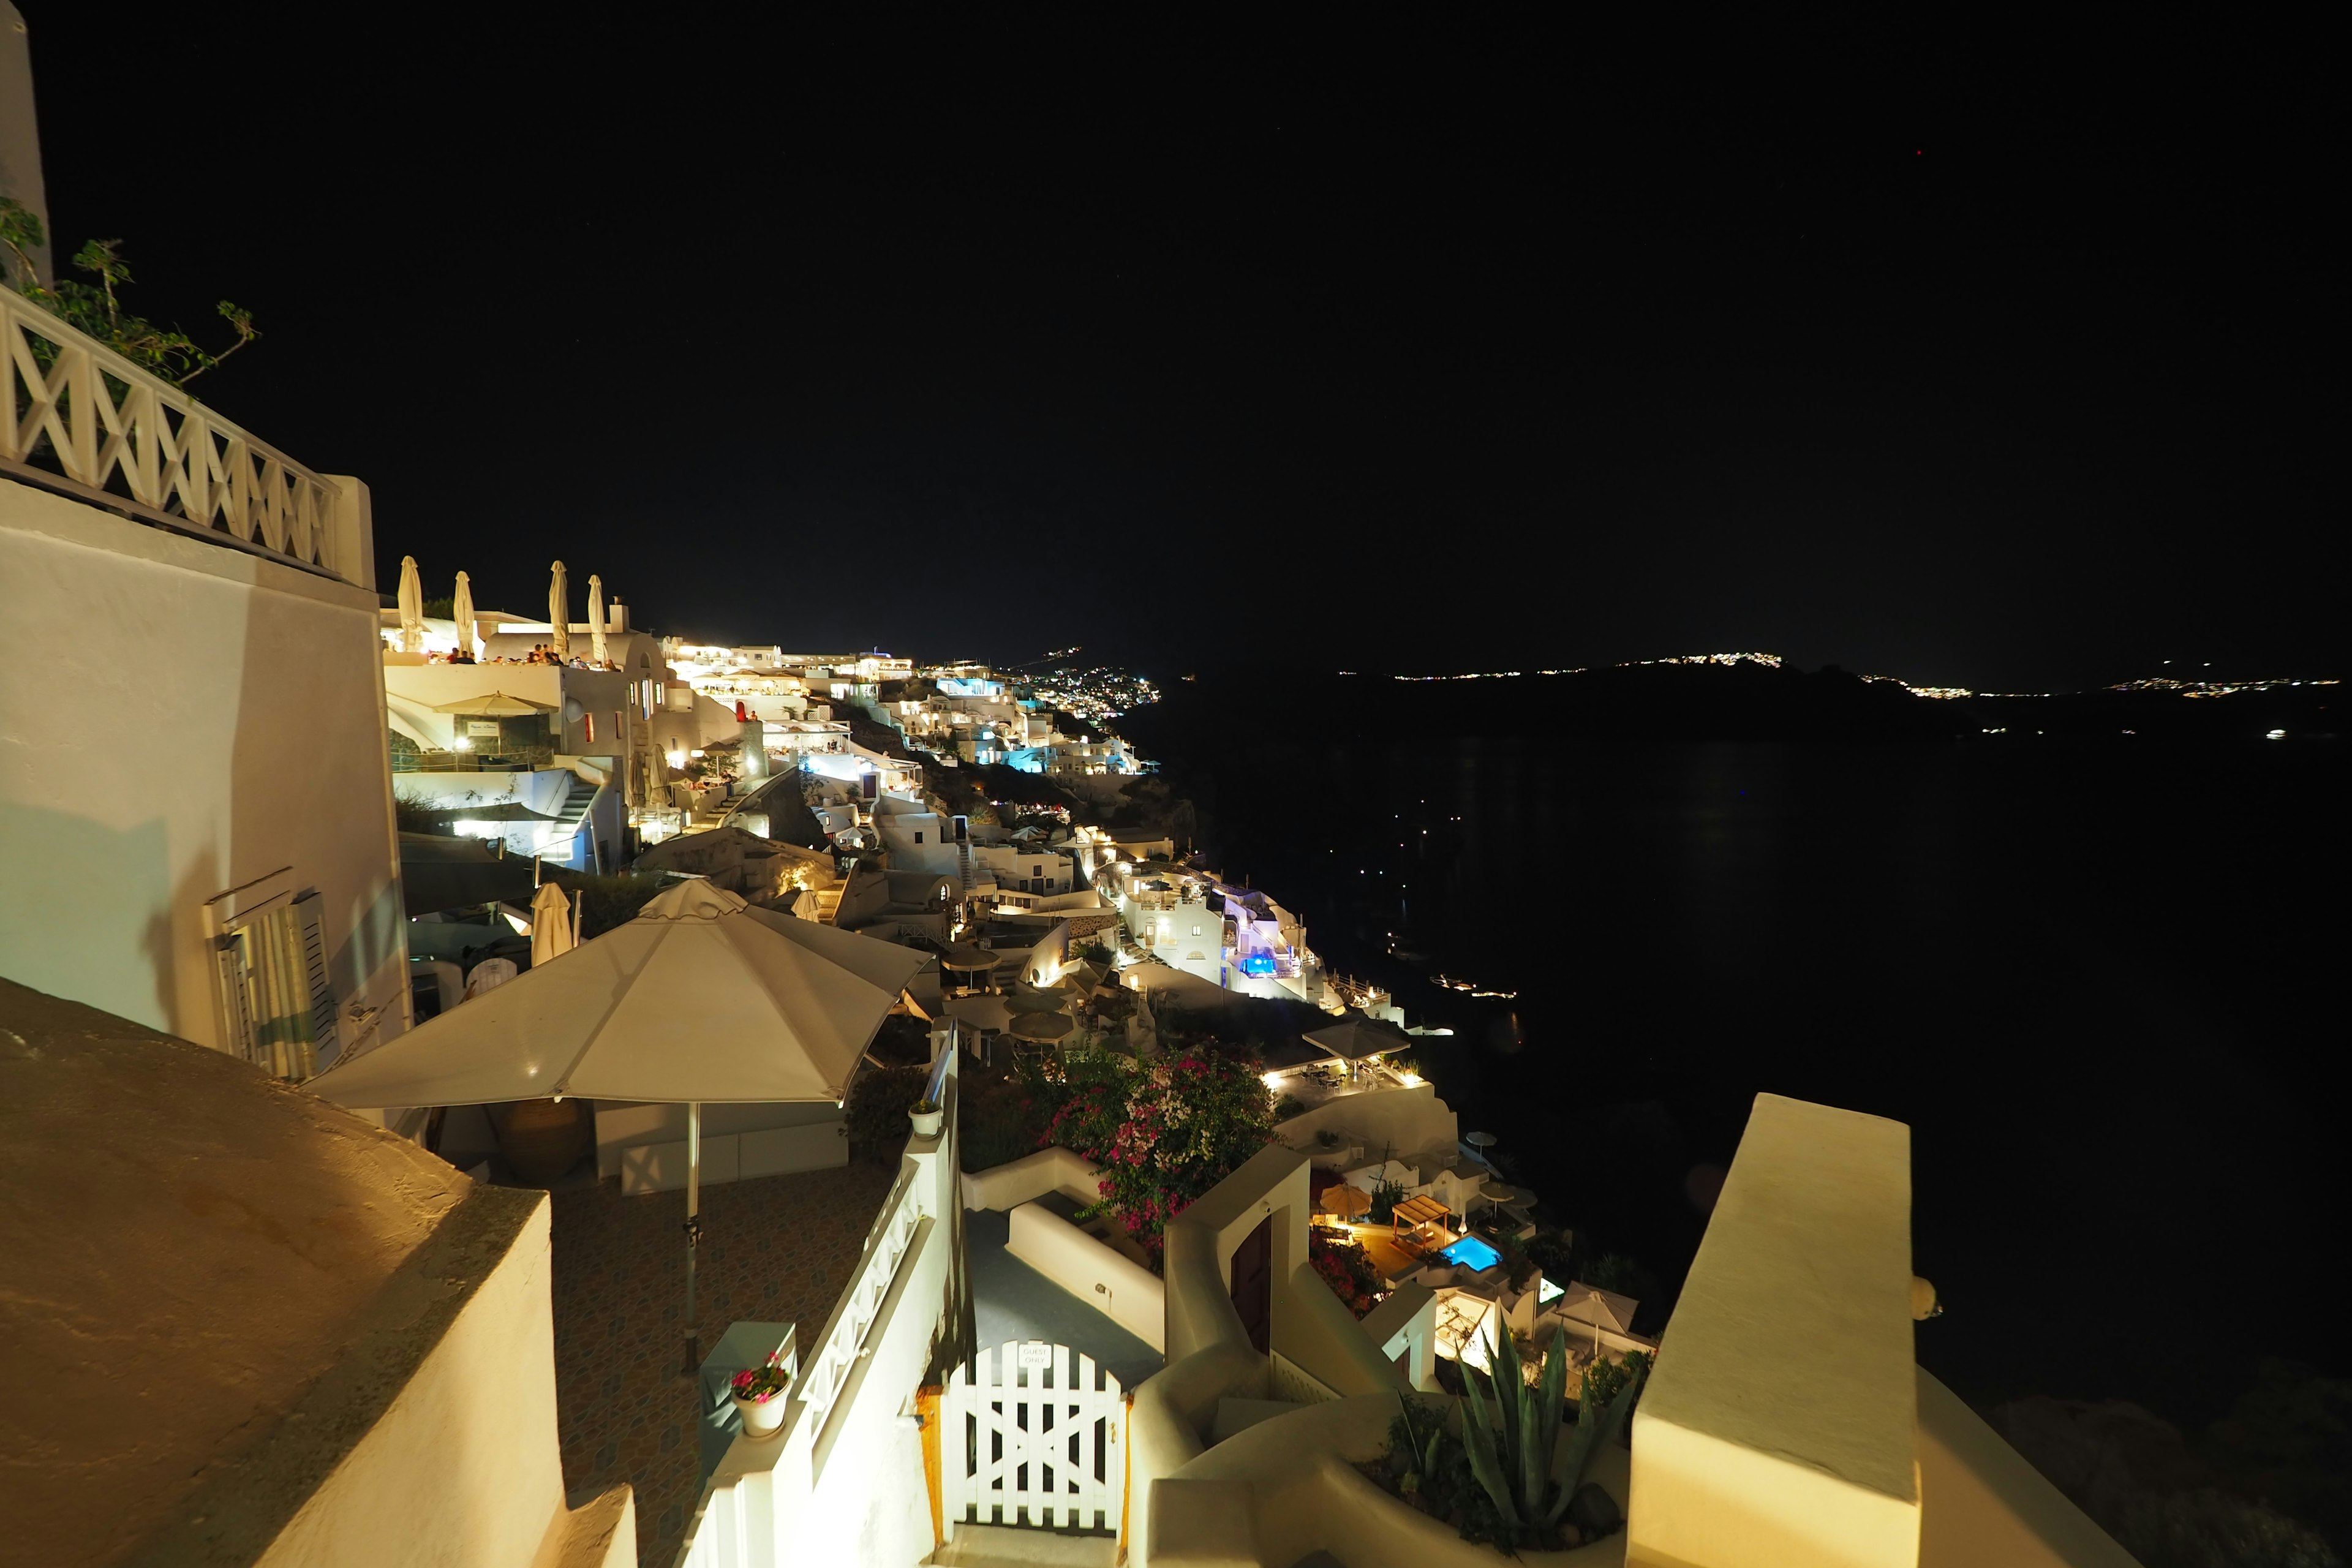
[1008,1012,1074,1042]
[312,879,929,1365]
[529,880,575,967]
[588,573,609,667]
[1303,1012,1416,1063]
[451,570,478,661]
[431,690,554,717]
[1323,1184,1373,1220]
[548,560,570,658]
[396,555,424,654]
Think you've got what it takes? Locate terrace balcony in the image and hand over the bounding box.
[1,287,372,587]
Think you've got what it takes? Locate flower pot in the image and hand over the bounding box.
[909,1107,944,1138]
[733,1391,787,1438]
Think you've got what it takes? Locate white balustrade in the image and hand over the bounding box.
[795,1158,925,1444]
[1,288,355,583]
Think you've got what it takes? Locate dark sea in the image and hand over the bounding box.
[1196,732,2346,1427]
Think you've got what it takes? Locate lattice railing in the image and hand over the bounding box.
[1,288,354,582]
[794,1158,926,1446]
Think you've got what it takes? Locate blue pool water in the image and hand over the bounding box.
[1436,1235,1500,1271]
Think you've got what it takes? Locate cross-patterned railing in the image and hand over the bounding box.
[794,1156,926,1447]
[1,288,357,584]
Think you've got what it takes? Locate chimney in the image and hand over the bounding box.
[609,597,628,634]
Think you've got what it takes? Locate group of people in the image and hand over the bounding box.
[417,643,615,670]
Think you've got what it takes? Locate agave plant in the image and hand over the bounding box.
[1457,1319,1649,1543]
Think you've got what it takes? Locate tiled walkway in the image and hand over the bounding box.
[548,1159,899,1568]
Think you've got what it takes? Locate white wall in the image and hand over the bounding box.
[1275,1084,1459,1168]
[680,1074,960,1568]
[1007,1201,1167,1350]
[962,1145,1104,1212]
[252,1192,636,1567]
[594,1099,848,1191]
[0,479,409,1060]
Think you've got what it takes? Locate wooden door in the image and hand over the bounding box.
[1231,1215,1272,1354]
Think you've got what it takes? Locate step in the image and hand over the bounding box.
[1210,1396,1306,1446]
[927,1523,1117,1567]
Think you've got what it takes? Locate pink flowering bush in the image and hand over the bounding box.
[1041,1050,1274,1264]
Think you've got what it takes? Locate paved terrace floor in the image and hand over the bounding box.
[548,1159,900,1568]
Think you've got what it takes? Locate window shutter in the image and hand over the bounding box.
[213,932,258,1063]
[293,890,339,1069]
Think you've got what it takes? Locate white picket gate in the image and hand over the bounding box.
[943,1340,1125,1539]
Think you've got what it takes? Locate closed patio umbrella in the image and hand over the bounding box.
[312,880,927,1370]
[588,573,609,667]
[397,554,424,654]
[548,560,570,659]
[452,570,478,661]
[529,880,575,966]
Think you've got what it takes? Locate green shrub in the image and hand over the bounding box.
[845,1064,931,1155]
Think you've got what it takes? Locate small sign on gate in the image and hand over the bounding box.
[1017,1341,1054,1370]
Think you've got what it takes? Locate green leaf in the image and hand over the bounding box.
[1457,1366,1521,1527]
[1536,1330,1569,1504]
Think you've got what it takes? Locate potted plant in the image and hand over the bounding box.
[909,1098,944,1138]
[729,1359,793,1438]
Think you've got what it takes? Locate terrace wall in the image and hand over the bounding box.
[0,477,408,1064]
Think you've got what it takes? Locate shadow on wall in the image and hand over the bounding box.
[0,805,184,1035]
[228,555,408,1048]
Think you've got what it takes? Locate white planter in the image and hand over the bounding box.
[910,1107,944,1138]
[733,1390,788,1438]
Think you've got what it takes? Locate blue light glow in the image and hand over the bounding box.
[1238,952,1276,976]
[1436,1235,1501,1272]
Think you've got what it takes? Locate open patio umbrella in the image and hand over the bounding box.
[452,570,478,661]
[1324,1183,1372,1220]
[312,880,927,1370]
[588,573,609,666]
[939,943,1000,993]
[529,880,575,967]
[431,690,555,717]
[397,555,424,654]
[1302,1012,1415,1065]
[548,560,570,658]
[1008,1012,1074,1042]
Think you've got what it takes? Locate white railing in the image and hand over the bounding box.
[794,1158,925,1447]
[1,288,357,583]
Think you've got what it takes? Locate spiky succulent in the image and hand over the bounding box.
[1456,1319,1648,1537]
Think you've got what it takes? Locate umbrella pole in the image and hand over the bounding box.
[682,1100,702,1377]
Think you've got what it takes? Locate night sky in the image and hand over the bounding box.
[23,17,2336,688]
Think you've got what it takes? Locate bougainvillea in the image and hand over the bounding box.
[1310,1228,1382,1317]
[1041,1050,1274,1262]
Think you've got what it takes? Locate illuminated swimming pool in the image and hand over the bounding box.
[1436,1235,1501,1271]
